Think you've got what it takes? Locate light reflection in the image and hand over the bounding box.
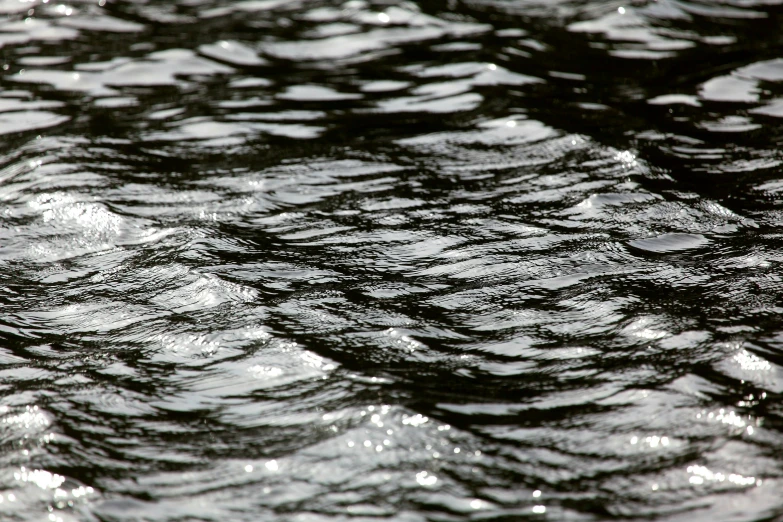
[687,465,757,487]
[71,486,93,498]
[15,467,65,489]
[248,365,283,379]
[402,414,428,427]
[385,328,424,353]
[733,350,771,371]
[697,408,753,430]
[416,471,437,486]
[615,150,638,168]
[646,436,669,448]
[2,405,50,429]
[532,505,546,513]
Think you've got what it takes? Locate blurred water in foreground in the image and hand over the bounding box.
[1,0,783,520]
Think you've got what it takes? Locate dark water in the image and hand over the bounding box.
[1,0,783,520]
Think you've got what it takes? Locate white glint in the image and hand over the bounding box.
[532,505,546,514]
[15,468,65,490]
[265,460,279,471]
[618,7,626,14]
[378,12,390,23]
[734,350,772,371]
[687,465,756,487]
[416,471,437,486]
[244,465,253,472]
[615,150,637,168]
[729,474,757,486]
[402,414,428,427]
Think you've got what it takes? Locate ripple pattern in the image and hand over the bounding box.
[1,0,783,521]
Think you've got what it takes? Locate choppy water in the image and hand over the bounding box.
[2,0,783,520]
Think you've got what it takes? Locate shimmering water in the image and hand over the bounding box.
[1,0,783,520]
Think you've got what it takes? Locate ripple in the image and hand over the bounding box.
[0,0,782,520]
[628,233,710,254]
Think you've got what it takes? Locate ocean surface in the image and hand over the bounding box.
[1,0,783,520]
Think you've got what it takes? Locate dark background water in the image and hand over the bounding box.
[1,0,783,520]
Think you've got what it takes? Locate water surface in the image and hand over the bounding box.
[1,0,783,520]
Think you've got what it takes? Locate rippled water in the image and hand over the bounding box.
[2,0,783,520]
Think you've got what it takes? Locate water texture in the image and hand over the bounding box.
[1,0,783,520]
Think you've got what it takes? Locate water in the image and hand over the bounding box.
[1,0,783,520]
